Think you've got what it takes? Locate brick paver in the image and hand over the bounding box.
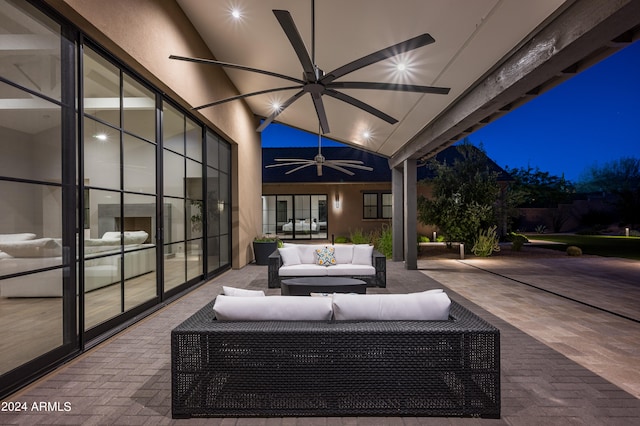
[1,256,638,425]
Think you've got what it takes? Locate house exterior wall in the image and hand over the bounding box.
[263,182,438,241]
[46,0,261,268]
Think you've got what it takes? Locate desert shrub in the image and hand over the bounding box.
[436,235,446,242]
[507,232,528,251]
[334,236,348,244]
[374,225,393,258]
[566,246,583,256]
[471,225,500,257]
[349,228,370,244]
[535,224,547,234]
[417,235,430,243]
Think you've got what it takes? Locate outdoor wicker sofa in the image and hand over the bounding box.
[267,244,387,288]
[171,299,501,418]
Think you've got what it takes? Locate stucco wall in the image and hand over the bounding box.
[45,0,262,268]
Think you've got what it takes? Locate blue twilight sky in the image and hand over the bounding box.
[262,40,640,183]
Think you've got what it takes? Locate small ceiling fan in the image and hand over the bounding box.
[170,0,450,134]
[265,126,373,176]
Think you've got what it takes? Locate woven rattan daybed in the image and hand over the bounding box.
[171,299,500,418]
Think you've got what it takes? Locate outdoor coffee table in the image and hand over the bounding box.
[281,277,367,296]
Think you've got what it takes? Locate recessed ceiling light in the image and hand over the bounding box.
[271,101,281,111]
[397,63,407,71]
[93,133,108,141]
[231,9,241,19]
[363,131,371,139]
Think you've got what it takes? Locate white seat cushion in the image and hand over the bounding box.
[326,264,375,276]
[332,291,451,321]
[213,295,333,320]
[279,264,329,276]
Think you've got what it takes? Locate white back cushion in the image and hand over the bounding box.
[0,233,37,243]
[0,238,62,258]
[213,295,333,320]
[352,244,373,265]
[278,247,301,266]
[333,245,354,264]
[222,286,265,297]
[296,245,322,264]
[332,291,451,321]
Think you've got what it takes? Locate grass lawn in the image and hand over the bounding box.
[525,234,640,261]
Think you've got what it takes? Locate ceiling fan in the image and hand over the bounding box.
[265,126,373,176]
[169,0,451,135]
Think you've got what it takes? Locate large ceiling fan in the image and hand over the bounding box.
[170,0,451,135]
[265,126,373,176]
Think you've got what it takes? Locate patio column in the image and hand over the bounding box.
[403,159,417,270]
[391,166,404,261]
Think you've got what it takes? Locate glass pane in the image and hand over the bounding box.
[219,141,230,173]
[219,172,229,235]
[124,134,156,194]
[185,117,202,162]
[163,150,183,197]
[84,253,122,330]
[84,188,120,254]
[186,239,202,281]
[219,233,229,266]
[0,269,63,375]
[84,47,120,127]
[0,180,62,243]
[262,196,276,235]
[164,241,185,291]
[123,73,155,141]
[206,131,219,170]
[382,193,393,218]
[164,197,185,242]
[0,1,61,100]
[207,236,219,273]
[206,168,220,237]
[186,159,202,199]
[0,82,62,183]
[162,103,184,154]
[84,117,120,190]
[119,191,157,309]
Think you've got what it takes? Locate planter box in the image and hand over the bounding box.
[253,241,277,265]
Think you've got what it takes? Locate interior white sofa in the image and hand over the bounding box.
[0,231,155,298]
[267,243,386,288]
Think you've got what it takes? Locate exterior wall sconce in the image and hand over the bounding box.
[217,200,225,212]
[334,193,340,209]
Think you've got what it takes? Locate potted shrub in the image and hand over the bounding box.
[252,235,282,265]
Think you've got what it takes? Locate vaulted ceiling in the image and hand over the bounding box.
[176,0,640,168]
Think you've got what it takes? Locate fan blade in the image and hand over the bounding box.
[328,81,450,95]
[265,161,313,168]
[169,55,304,84]
[322,163,355,176]
[325,89,397,124]
[321,33,435,83]
[272,158,312,162]
[284,162,316,174]
[256,90,305,132]
[317,163,323,176]
[194,86,302,110]
[326,161,373,172]
[273,10,316,81]
[311,93,330,134]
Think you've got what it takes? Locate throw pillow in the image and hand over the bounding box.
[222,286,265,297]
[352,244,373,265]
[315,246,336,266]
[278,247,302,266]
[213,295,333,320]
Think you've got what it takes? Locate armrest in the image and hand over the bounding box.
[372,249,386,288]
[267,249,282,288]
